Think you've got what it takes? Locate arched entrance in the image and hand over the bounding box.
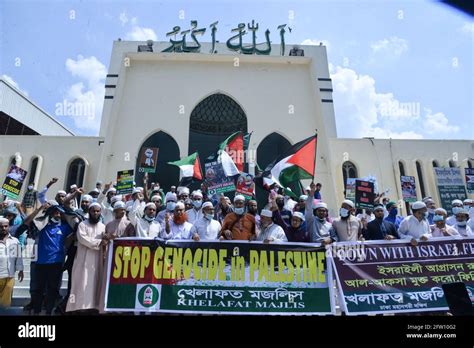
[135,131,180,192]
[188,93,248,163]
[256,132,302,210]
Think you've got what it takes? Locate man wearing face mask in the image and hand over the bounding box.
[157,192,177,224]
[191,202,221,241]
[452,209,473,237]
[256,209,288,243]
[464,199,474,232]
[21,182,39,216]
[161,202,193,240]
[398,201,431,245]
[384,201,403,231]
[187,191,204,224]
[422,197,436,225]
[0,217,24,308]
[130,201,161,238]
[446,199,464,226]
[26,202,73,315]
[330,199,363,242]
[220,195,256,240]
[429,208,459,238]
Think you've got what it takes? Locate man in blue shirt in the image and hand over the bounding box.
[29,203,73,315]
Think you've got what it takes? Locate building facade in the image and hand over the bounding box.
[0,41,472,216]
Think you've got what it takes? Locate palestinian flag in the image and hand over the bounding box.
[168,152,203,186]
[218,131,243,175]
[264,135,317,188]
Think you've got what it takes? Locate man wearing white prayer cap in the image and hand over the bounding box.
[330,198,362,243]
[161,202,193,240]
[446,199,465,226]
[187,190,204,224]
[156,192,177,224]
[256,209,287,243]
[77,194,93,220]
[66,202,106,313]
[97,184,118,225]
[220,195,256,240]
[0,217,23,308]
[190,201,221,241]
[129,199,161,238]
[177,187,190,201]
[305,187,334,243]
[452,208,473,237]
[397,201,430,245]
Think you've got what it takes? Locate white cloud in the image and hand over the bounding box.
[329,64,459,139]
[423,108,460,135]
[119,12,129,26]
[123,16,157,41]
[2,74,28,96]
[370,36,408,57]
[59,55,106,134]
[125,26,157,41]
[460,22,474,34]
[301,39,330,52]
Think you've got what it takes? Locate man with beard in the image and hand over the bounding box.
[0,217,24,308]
[130,201,161,238]
[97,201,136,313]
[191,202,221,241]
[161,202,193,240]
[363,204,398,240]
[66,203,107,313]
[256,209,288,243]
[306,183,334,244]
[76,194,93,220]
[220,195,256,241]
[246,199,260,228]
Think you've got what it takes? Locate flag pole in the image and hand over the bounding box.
[312,129,318,184]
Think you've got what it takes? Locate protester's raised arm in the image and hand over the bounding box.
[23,202,49,226]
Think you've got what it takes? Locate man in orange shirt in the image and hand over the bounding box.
[220,195,256,240]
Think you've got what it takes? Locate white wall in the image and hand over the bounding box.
[329,138,474,215]
[0,136,104,199]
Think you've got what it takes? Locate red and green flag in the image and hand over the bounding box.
[264,135,318,188]
[168,152,203,186]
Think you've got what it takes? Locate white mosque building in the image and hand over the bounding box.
[1,38,472,216]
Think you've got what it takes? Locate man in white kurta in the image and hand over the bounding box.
[398,201,431,244]
[161,202,193,240]
[186,191,204,224]
[256,209,288,243]
[130,202,161,238]
[191,202,221,240]
[66,203,106,312]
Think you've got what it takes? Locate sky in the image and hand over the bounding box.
[0,0,473,139]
